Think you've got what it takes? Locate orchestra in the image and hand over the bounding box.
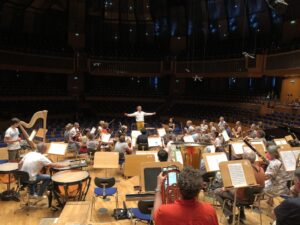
[1,108,299,225]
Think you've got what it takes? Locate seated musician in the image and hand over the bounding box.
[168,117,175,133]
[4,118,21,162]
[209,122,217,134]
[79,128,90,154]
[224,123,232,138]
[114,135,132,162]
[184,120,194,134]
[215,150,265,224]
[87,134,99,158]
[157,149,168,162]
[200,119,209,133]
[211,131,224,152]
[232,121,242,138]
[264,145,293,205]
[68,122,81,152]
[247,124,257,139]
[98,120,105,134]
[19,142,63,198]
[218,116,226,131]
[273,168,300,225]
[153,167,218,225]
[63,123,73,143]
[101,122,109,134]
[136,128,149,150]
[117,125,131,144]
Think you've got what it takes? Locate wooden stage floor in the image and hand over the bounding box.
[0,166,275,225]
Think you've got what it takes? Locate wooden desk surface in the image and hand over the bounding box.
[55,201,91,225]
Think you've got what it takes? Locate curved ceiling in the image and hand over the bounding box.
[0,0,299,60]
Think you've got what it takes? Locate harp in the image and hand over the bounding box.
[19,110,48,149]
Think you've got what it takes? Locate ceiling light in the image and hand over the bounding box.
[290,20,296,25]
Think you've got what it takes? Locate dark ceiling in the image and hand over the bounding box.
[0,0,299,60]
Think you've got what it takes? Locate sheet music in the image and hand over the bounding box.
[131,130,142,139]
[157,128,166,137]
[132,137,137,147]
[228,163,247,187]
[175,151,183,164]
[222,130,230,142]
[101,133,111,143]
[48,143,67,155]
[232,142,244,155]
[275,139,288,146]
[29,130,37,141]
[293,150,300,160]
[280,151,297,171]
[148,137,162,147]
[206,153,228,171]
[90,127,96,135]
[183,135,194,143]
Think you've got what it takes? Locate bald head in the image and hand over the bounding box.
[37,142,47,154]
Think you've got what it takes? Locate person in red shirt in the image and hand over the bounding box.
[153,167,219,225]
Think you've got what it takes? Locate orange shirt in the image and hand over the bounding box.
[154,199,219,225]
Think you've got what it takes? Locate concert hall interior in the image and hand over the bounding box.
[1,0,300,225]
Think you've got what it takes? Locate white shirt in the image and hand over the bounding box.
[127,111,154,122]
[218,121,226,130]
[20,151,51,180]
[5,127,21,150]
[200,124,208,132]
[69,127,79,137]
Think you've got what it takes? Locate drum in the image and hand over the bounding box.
[50,159,87,174]
[0,163,18,184]
[52,170,91,206]
[180,144,203,169]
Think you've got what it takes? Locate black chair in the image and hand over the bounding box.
[92,177,118,217]
[129,200,154,224]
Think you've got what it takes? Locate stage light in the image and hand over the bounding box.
[75,33,80,37]
[242,52,255,59]
[129,28,133,32]
[129,6,133,10]
[74,76,78,80]
[114,35,118,40]
[177,37,181,40]
[290,20,296,25]
[145,32,149,36]
[185,68,190,73]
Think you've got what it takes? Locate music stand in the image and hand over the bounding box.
[47,143,68,162]
[202,152,228,172]
[219,160,257,225]
[93,152,119,177]
[136,151,159,162]
[123,155,155,178]
[279,148,300,171]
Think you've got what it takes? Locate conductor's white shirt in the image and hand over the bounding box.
[127,111,155,122]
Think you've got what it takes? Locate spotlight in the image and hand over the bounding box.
[265,0,288,10]
[185,68,190,73]
[193,75,203,82]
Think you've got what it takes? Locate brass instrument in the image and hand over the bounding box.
[19,110,48,149]
[161,165,181,204]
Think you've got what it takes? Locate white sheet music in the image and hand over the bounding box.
[29,130,37,141]
[132,137,137,147]
[101,133,111,143]
[275,139,288,145]
[157,128,166,137]
[148,137,162,147]
[206,153,228,171]
[131,130,142,139]
[222,130,230,142]
[228,163,247,187]
[280,151,297,171]
[293,150,300,160]
[47,143,67,155]
[183,135,194,143]
[232,142,244,155]
[175,151,183,164]
[90,127,96,134]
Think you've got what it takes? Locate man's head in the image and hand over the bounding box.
[294,168,300,194]
[10,118,20,128]
[141,128,147,135]
[186,120,192,126]
[119,135,126,143]
[157,149,168,162]
[267,145,280,159]
[243,149,256,164]
[250,124,257,130]
[256,130,265,138]
[99,120,105,126]
[178,167,202,200]
[236,121,241,126]
[74,122,80,128]
[37,142,48,154]
[219,116,224,122]
[137,106,142,112]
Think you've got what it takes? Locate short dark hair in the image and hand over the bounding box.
[119,135,126,143]
[141,128,147,135]
[157,149,168,162]
[178,167,202,200]
[11,117,20,125]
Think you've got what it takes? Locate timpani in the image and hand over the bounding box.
[0,163,18,201]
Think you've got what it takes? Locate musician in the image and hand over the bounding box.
[168,117,175,133]
[232,121,242,138]
[200,119,209,133]
[87,134,99,158]
[136,128,149,150]
[4,118,21,161]
[68,122,81,152]
[124,105,156,130]
[101,122,109,134]
[153,167,218,225]
[247,124,258,139]
[164,134,176,161]
[79,128,90,154]
[117,125,131,144]
[215,150,265,224]
[211,131,224,152]
[63,123,73,143]
[224,123,232,138]
[69,122,81,140]
[218,116,226,131]
[209,122,217,133]
[264,145,293,205]
[274,168,300,225]
[98,120,105,134]
[19,142,63,198]
[157,149,168,162]
[184,120,195,134]
[114,135,132,161]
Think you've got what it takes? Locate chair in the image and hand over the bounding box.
[14,170,42,213]
[91,177,118,217]
[129,200,154,224]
